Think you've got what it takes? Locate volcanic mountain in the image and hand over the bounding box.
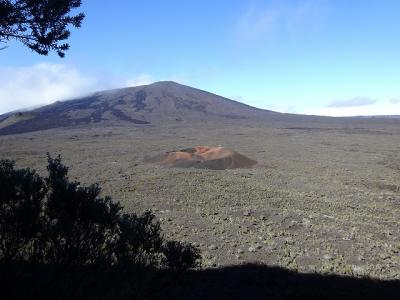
[0,81,283,135]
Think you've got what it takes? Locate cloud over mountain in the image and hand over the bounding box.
[301,97,400,116]
[327,97,377,108]
[0,63,100,114]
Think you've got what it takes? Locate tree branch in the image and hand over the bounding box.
[0,32,36,41]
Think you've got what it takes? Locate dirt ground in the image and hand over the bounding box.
[1,119,400,279]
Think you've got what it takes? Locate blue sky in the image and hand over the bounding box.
[1,0,400,116]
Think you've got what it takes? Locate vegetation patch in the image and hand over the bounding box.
[0,155,200,298]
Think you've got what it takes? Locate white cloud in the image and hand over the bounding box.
[230,95,244,102]
[327,97,377,107]
[235,0,328,42]
[265,103,300,114]
[236,4,280,40]
[125,73,189,87]
[0,64,168,115]
[0,63,99,114]
[124,74,155,87]
[390,98,400,104]
[300,99,400,116]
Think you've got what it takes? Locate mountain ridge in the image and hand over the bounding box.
[2,81,399,136]
[0,81,279,135]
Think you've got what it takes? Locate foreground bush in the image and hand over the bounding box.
[0,154,200,270]
[0,160,46,263]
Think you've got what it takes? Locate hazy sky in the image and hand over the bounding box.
[1,0,400,116]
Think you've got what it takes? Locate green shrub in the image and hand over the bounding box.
[0,160,46,262]
[0,154,201,270]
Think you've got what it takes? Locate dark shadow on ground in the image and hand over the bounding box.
[2,263,399,299]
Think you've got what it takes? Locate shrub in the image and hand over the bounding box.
[162,240,201,271]
[0,155,201,271]
[116,211,164,265]
[0,160,46,262]
[44,154,122,265]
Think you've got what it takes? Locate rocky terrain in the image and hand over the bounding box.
[1,82,400,280]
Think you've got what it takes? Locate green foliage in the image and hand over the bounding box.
[116,211,164,265]
[44,154,122,265]
[0,159,46,262]
[0,0,84,57]
[0,155,201,271]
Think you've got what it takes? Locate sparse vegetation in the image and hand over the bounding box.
[0,154,200,298]
[2,121,398,280]
[1,122,400,298]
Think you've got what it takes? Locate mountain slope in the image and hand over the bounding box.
[0,81,278,135]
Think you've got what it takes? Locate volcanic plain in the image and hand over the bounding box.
[1,82,400,279]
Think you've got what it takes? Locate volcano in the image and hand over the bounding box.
[145,146,257,170]
[0,81,280,135]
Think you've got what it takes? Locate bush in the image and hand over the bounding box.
[43,154,122,266]
[0,154,201,271]
[163,240,201,271]
[0,160,46,263]
[116,211,164,265]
